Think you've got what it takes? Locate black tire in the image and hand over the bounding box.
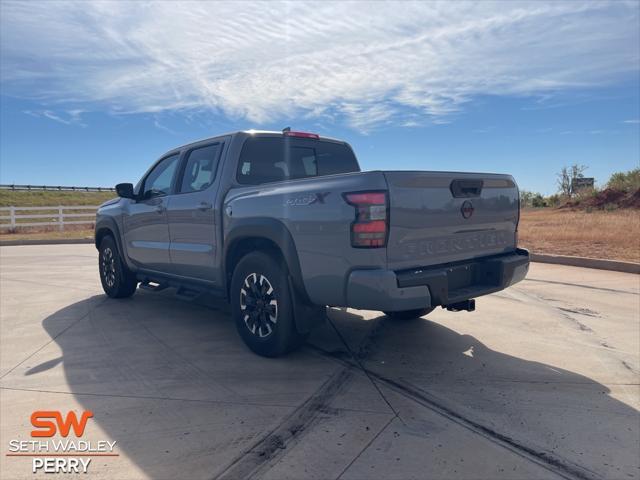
[98,236,137,298]
[383,307,434,320]
[230,251,303,357]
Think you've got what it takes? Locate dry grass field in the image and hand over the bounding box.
[0,190,115,207]
[519,208,640,263]
[0,191,111,241]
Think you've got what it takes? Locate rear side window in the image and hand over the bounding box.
[179,143,222,193]
[237,137,359,185]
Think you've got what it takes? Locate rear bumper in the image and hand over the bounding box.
[345,248,530,311]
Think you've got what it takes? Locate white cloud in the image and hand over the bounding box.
[623,119,640,124]
[1,1,638,131]
[23,109,86,126]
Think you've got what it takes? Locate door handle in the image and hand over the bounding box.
[198,202,213,211]
[155,204,166,214]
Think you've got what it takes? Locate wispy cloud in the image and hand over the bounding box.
[153,117,179,135]
[23,109,86,126]
[2,1,638,131]
[623,119,640,124]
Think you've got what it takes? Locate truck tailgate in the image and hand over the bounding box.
[384,171,519,271]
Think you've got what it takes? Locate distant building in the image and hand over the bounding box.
[571,177,594,193]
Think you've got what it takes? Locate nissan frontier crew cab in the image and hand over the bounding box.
[95,129,529,356]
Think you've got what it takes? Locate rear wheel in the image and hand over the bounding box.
[231,252,303,357]
[98,236,137,298]
[383,307,434,320]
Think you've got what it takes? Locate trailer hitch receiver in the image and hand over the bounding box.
[445,299,476,312]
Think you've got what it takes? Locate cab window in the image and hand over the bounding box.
[179,143,222,193]
[141,154,180,198]
[237,137,359,185]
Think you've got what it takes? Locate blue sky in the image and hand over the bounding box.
[1,1,639,195]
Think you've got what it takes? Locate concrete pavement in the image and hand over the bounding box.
[0,244,638,479]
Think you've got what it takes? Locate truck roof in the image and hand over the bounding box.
[171,129,345,152]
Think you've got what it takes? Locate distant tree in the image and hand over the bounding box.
[519,190,534,208]
[557,167,571,196]
[531,193,547,208]
[557,164,588,196]
[546,194,561,207]
[519,190,550,208]
[607,168,640,192]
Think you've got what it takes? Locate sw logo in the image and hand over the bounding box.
[18,410,102,473]
[31,410,94,437]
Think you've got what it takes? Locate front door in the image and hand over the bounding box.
[166,142,224,282]
[123,153,180,272]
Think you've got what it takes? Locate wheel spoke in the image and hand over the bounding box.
[241,271,278,338]
[101,247,117,288]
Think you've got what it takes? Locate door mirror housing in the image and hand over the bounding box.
[115,183,136,199]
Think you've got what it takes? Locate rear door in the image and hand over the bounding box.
[166,141,226,282]
[384,171,519,271]
[123,153,180,271]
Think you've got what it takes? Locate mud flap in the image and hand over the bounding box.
[288,276,326,334]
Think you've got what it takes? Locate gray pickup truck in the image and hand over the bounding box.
[95,129,529,356]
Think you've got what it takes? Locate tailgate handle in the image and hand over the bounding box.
[450,179,483,198]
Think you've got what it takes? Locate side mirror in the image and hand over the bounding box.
[115,183,135,199]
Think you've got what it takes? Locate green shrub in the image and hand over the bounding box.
[531,193,547,208]
[607,168,640,192]
[519,190,534,208]
[546,194,561,207]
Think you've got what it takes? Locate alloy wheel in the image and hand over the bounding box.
[240,273,278,338]
[101,247,117,288]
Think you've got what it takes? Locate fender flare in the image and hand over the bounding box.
[223,218,309,302]
[95,216,135,272]
[223,218,325,334]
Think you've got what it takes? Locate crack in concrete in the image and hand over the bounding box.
[524,278,638,296]
[311,345,602,480]
[213,316,389,480]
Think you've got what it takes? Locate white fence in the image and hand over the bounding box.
[0,206,98,231]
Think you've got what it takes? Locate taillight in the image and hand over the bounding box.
[343,191,388,248]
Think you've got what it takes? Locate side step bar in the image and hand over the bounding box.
[138,278,206,302]
[175,286,203,301]
[139,280,169,292]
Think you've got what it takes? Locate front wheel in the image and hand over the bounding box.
[98,236,137,298]
[383,307,434,320]
[230,252,304,357]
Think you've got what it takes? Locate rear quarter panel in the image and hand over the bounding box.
[224,171,388,306]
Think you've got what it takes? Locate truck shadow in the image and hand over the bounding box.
[33,291,638,479]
